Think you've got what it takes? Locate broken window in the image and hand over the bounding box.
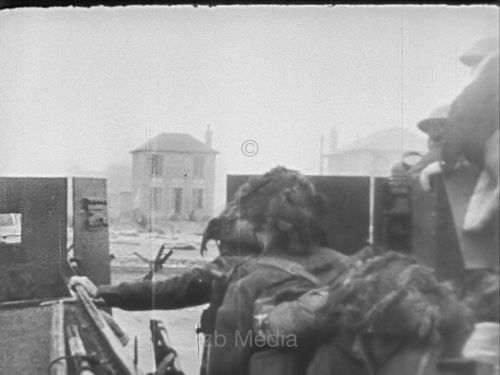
[193,156,205,178]
[149,154,164,177]
[193,189,204,209]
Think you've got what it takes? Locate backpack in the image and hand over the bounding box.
[253,251,475,375]
[248,257,323,375]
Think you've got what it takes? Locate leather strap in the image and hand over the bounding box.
[255,257,321,285]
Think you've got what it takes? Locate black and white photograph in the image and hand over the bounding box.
[0,4,498,375]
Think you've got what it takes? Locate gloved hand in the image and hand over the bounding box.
[419,161,442,192]
[69,276,98,298]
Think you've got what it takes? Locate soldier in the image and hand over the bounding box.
[205,167,349,375]
[70,166,342,375]
[417,50,499,232]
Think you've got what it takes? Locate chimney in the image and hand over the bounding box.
[205,125,213,148]
[330,127,338,154]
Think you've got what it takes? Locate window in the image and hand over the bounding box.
[149,154,164,177]
[151,187,163,210]
[193,156,205,178]
[0,213,21,244]
[193,189,204,209]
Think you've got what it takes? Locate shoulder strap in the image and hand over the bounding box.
[255,257,321,286]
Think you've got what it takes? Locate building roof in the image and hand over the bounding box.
[327,127,427,156]
[131,132,218,154]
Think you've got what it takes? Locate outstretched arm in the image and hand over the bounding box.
[69,255,248,311]
[95,267,213,310]
[69,268,212,311]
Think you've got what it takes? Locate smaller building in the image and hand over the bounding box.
[131,127,218,221]
[325,127,427,177]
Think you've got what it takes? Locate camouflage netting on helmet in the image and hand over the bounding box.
[318,252,474,349]
[200,166,324,256]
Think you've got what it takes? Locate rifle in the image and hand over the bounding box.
[150,319,185,375]
[134,243,184,375]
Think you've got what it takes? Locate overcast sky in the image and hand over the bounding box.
[0,5,498,208]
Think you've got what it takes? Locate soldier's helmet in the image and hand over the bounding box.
[416,104,450,140]
[200,166,326,256]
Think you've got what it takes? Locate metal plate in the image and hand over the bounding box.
[373,176,466,282]
[0,304,53,374]
[0,177,68,302]
[73,178,111,286]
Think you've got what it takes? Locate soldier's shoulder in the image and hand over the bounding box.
[205,254,253,272]
[312,246,349,263]
[231,257,289,285]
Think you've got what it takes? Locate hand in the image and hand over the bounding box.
[419,162,442,192]
[69,276,98,298]
[419,169,432,192]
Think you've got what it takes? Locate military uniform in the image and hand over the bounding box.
[206,246,349,375]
